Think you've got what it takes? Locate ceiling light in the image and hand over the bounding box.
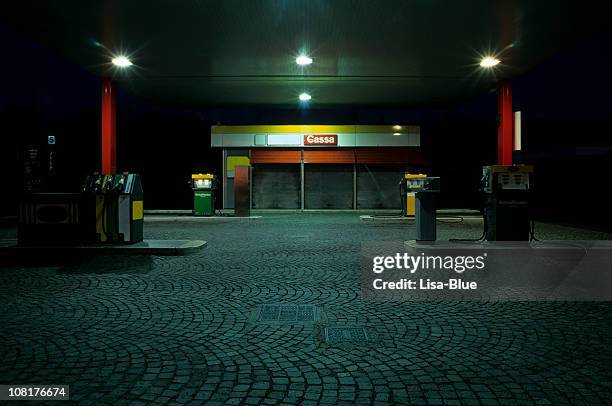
[393,132,401,136]
[112,56,133,68]
[296,55,313,66]
[299,93,312,101]
[392,125,402,131]
[480,56,500,68]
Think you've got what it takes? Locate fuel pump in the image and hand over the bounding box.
[83,172,143,243]
[404,174,441,241]
[481,165,533,241]
[401,173,427,217]
[191,173,217,216]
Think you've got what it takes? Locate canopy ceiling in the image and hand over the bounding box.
[1,0,610,107]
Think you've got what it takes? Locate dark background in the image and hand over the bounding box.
[1,23,611,228]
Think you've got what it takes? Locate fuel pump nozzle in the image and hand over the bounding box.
[93,174,103,193]
[112,174,126,193]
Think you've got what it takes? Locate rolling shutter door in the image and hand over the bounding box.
[252,164,301,209]
[304,164,353,209]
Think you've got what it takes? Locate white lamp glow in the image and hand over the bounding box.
[296,55,313,66]
[480,56,500,68]
[112,56,133,68]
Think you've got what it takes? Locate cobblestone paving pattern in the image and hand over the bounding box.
[1,214,611,405]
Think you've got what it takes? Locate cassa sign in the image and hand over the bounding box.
[304,134,338,145]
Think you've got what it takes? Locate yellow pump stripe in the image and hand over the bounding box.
[132,201,143,220]
[406,193,416,216]
[95,197,107,242]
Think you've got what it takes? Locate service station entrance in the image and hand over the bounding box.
[213,125,427,210]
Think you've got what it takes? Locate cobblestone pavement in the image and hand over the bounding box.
[1,213,611,405]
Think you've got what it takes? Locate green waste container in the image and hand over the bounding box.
[194,191,213,216]
[191,174,216,216]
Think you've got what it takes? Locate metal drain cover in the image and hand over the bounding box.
[257,304,319,322]
[324,327,369,343]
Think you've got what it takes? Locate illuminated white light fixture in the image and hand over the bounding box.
[392,125,402,131]
[480,56,500,68]
[296,55,313,66]
[393,132,401,136]
[299,93,312,101]
[112,56,133,68]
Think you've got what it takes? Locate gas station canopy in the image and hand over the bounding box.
[1,0,610,107]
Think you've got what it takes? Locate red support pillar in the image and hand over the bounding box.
[497,79,513,165]
[101,78,117,175]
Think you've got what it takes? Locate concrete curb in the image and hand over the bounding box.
[0,240,207,256]
[145,216,261,222]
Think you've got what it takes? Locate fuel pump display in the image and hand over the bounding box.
[83,172,144,243]
[191,173,217,216]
